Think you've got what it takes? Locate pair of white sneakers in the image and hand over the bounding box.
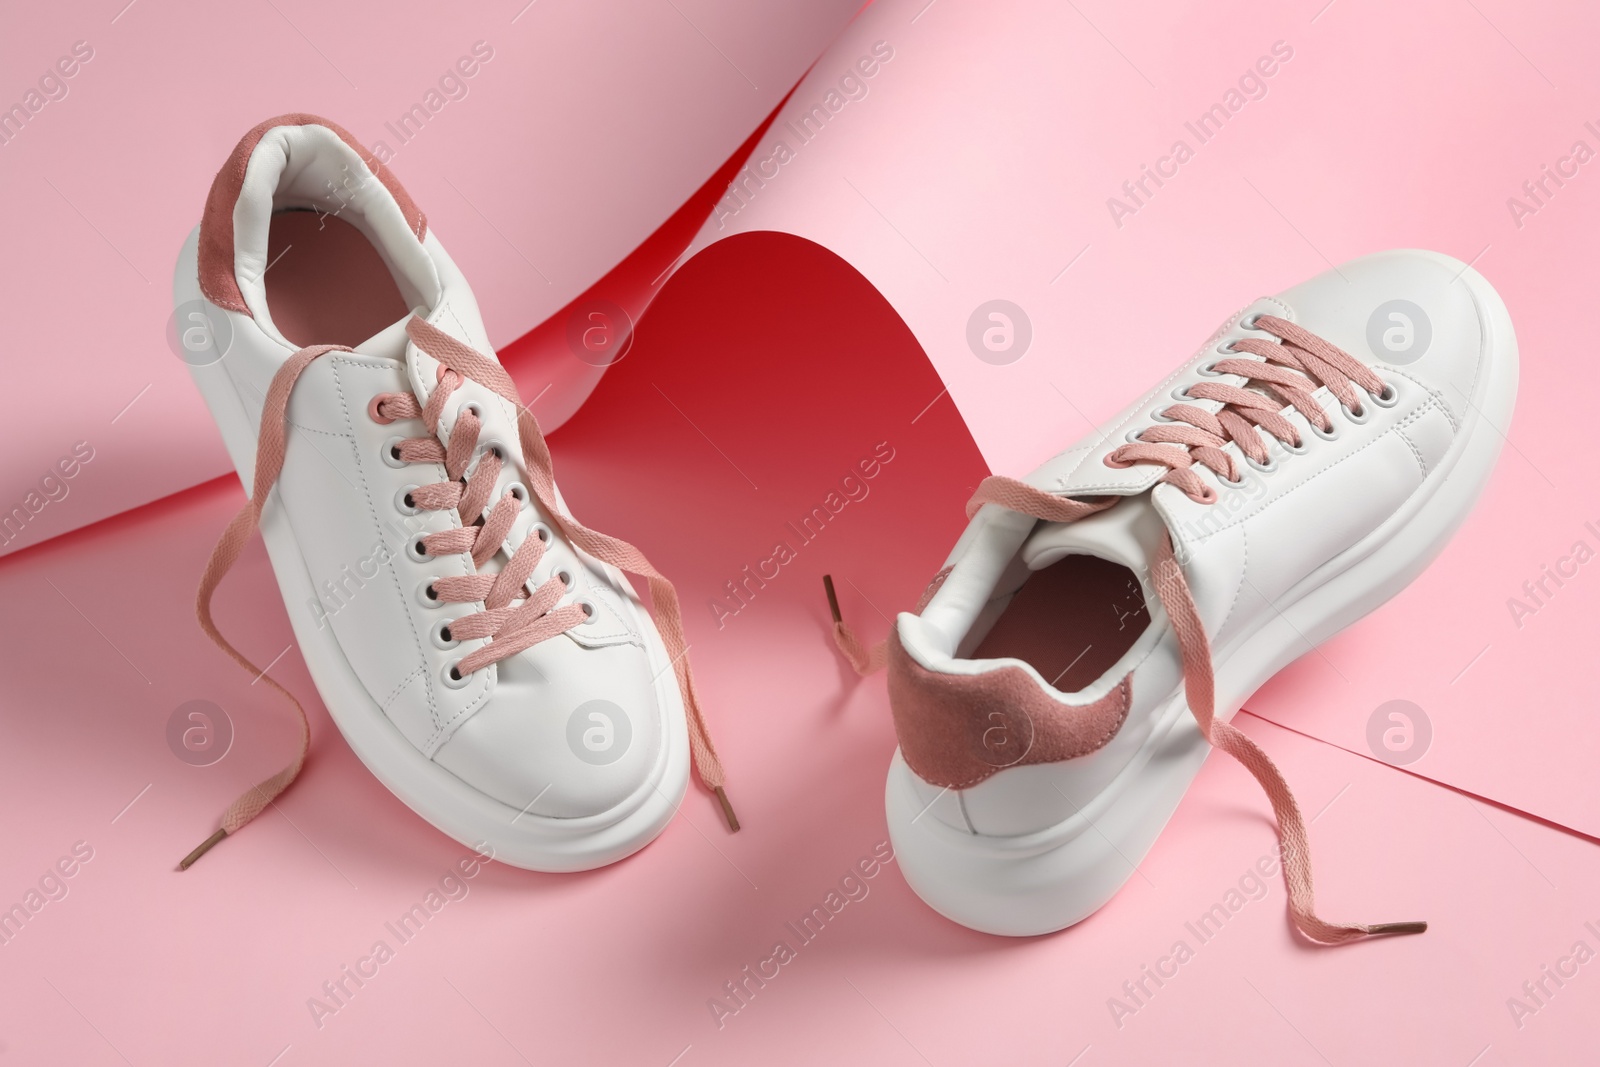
[177,116,1516,947]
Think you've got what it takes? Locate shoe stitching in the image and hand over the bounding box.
[1395,418,1429,478]
[1389,367,1458,432]
[1172,396,1437,538]
[335,356,451,736]
[1215,523,1250,637]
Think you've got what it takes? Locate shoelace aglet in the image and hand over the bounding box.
[1366,920,1427,937]
[177,828,229,871]
[714,787,741,833]
[822,574,843,624]
[822,572,889,675]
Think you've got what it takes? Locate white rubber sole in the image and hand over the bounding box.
[175,227,689,872]
[887,255,1519,935]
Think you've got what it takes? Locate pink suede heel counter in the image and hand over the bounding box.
[886,632,1131,790]
[197,112,428,314]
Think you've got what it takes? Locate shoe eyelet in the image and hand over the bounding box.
[1124,428,1148,444]
[431,620,459,650]
[1150,407,1173,423]
[1193,484,1219,505]
[404,537,431,564]
[1198,359,1225,375]
[1240,314,1264,330]
[416,579,443,608]
[467,449,509,487]
[1343,401,1371,425]
[380,436,408,469]
[1370,380,1399,408]
[1311,420,1341,442]
[441,661,472,689]
[1281,434,1309,455]
[531,521,550,543]
[395,485,422,515]
[1246,453,1278,474]
[1170,385,1193,403]
[557,569,574,588]
[367,395,396,425]
[576,597,596,622]
[458,402,484,422]
[504,482,529,508]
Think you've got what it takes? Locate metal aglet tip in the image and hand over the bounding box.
[178,828,229,871]
[822,575,843,624]
[714,787,740,833]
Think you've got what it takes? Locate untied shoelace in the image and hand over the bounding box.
[182,317,736,869]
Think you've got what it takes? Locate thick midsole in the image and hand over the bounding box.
[173,226,689,871]
[890,256,1517,931]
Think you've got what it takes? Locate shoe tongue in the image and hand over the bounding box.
[397,302,520,580]
[352,314,414,359]
[1021,493,1168,574]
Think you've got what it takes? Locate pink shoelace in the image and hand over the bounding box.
[1107,313,1389,500]
[828,318,1424,944]
[182,317,735,869]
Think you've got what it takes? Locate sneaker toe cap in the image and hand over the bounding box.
[1277,248,1499,424]
[431,637,665,819]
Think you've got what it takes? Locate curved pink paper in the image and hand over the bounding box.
[0,0,860,557]
[668,0,1600,839]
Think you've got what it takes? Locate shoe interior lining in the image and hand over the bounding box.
[968,554,1150,694]
[264,210,410,349]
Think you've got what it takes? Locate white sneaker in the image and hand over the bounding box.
[832,250,1515,939]
[173,114,735,872]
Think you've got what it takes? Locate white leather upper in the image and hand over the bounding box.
[203,135,667,819]
[906,250,1493,836]
[232,124,440,341]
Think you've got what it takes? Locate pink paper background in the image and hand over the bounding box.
[0,0,859,556]
[3,0,1599,1064]
[682,0,1600,845]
